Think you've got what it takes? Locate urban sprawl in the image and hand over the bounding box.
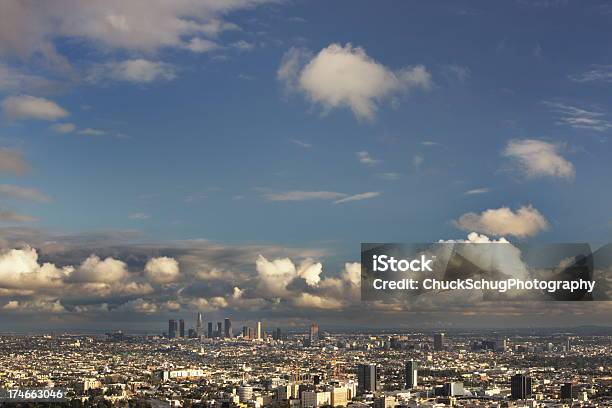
[0,314,610,408]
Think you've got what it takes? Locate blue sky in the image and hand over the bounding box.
[0,0,611,329]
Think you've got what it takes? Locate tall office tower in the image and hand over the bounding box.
[237,385,253,403]
[273,328,282,340]
[404,360,418,389]
[511,374,532,400]
[256,321,262,340]
[196,312,203,335]
[242,326,249,339]
[566,337,571,351]
[216,322,223,338]
[442,382,464,397]
[494,338,507,352]
[179,319,185,338]
[357,364,378,393]
[168,319,177,338]
[224,317,232,338]
[207,322,213,338]
[309,323,319,343]
[560,383,573,400]
[434,333,445,351]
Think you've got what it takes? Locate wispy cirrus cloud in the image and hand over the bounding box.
[0,149,28,175]
[128,213,150,220]
[263,190,381,204]
[231,40,255,51]
[2,95,68,121]
[464,187,490,195]
[50,123,75,134]
[0,210,37,223]
[421,140,440,146]
[0,63,62,94]
[87,59,176,84]
[333,191,380,204]
[290,139,312,148]
[50,124,111,137]
[569,65,612,83]
[78,128,107,136]
[263,191,345,202]
[0,184,50,203]
[503,139,574,180]
[377,172,400,181]
[356,151,379,166]
[543,101,612,132]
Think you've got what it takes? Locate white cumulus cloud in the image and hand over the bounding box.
[0,247,71,289]
[255,255,298,297]
[145,256,180,284]
[278,43,432,120]
[454,205,549,238]
[73,255,128,283]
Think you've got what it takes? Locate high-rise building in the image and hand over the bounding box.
[207,322,213,338]
[196,312,203,335]
[511,374,532,400]
[442,382,464,397]
[256,321,262,340]
[237,385,253,402]
[216,322,223,338]
[309,323,319,343]
[224,317,232,338]
[373,396,396,408]
[434,333,445,351]
[168,319,178,338]
[301,390,331,408]
[276,384,300,400]
[357,364,378,393]
[405,360,418,389]
[561,383,573,400]
[179,319,185,338]
[329,387,348,407]
[566,337,572,352]
[273,327,282,340]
